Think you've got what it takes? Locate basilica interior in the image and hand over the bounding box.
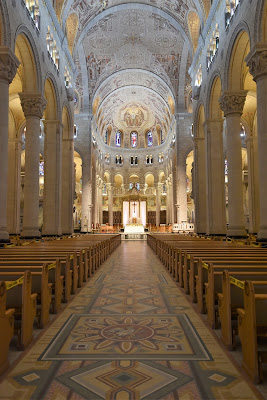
[1,0,267,399]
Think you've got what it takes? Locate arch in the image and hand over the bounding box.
[255,0,267,43]
[195,103,205,138]
[158,171,166,183]
[145,173,154,187]
[207,72,223,120]
[225,26,251,91]
[104,171,111,183]
[14,31,40,93]
[114,174,123,187]
[66,13,78,55]
[188,11,200,52]
[62,104,73,139]
[0,0,11,46]
[68,4,193,59]
[44,74,60,120]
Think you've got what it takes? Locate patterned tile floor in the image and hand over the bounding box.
[0,241,263,400]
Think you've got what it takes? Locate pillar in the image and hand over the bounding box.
[61,137,74,234]
[172,168,177,223]
[246,134,260,233]
[81,114,93,232]
[156,185,161,226]
[166,180,170,224]
[42,120,62,236]
[0,48,19,241]
[176,162,187,224]
[108,184,114,226]
[7,136,22,234]
[81,159,92,232]
[204,119,226,235]
[194,137,207,233]
[20,94,47,238]
[169,176,174,225]
[246,44,267,240]
[219,91,247,237]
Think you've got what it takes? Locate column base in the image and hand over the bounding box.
[42,228,62,236]
[0,229,9,242]
[21,229,41,239]
[257,228,267,241]
[227,227,247,238]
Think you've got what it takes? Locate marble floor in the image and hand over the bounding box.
[0,241,264,400]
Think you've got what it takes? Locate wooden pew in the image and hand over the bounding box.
[0,281,14,374]
[218,271,267,349]
[0,260,63,314]
[0,271,37,350]
[0,265,51,329]
[196,260,267,314]
[204,263,267,327]
[188,252,267,301]
[237,280,267,383]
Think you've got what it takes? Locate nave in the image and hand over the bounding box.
[0,242,263,400]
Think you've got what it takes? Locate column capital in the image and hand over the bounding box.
[0,47,20,84]
[19,93,47,119]
[245,43,267,81]
[219,91,248,116]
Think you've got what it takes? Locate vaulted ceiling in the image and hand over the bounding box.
[54,0,207,148]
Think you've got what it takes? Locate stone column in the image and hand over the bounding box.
[108,184,114,226]
[99,181,103,225]
[194,137,207,233]
[42,120,62,236]
[176,162,187,224]
[156,185,161,226]
[246,44,267,240]
[61,137,74,234]
[246,134,260,233]
[166,180,170,224]
[172,168,177,223]
[169,176,174,225]
[204,119,226,235]
[20,94,47,238]
[219,91,247,237]
[0,48,20,242]
[81,159,92,232]
[7,136,22,234]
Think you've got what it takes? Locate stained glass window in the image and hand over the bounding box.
[39,161,44,176]
[105,129,108,144]
[116,131,121,147]
[147,130,153,147]
[225,159,228,175]
[131,132,137,148]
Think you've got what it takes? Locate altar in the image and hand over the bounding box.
[124,224,145,234]
[121,185,147,240]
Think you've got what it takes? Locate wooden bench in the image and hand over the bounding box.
[218,271,267,349]
[0,264,51,329]
[0,281,14,374]
[0,271,37,350]
[237,280,267,383]
[203,263,267,327]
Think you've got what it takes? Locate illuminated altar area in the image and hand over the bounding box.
[121,186,147,239]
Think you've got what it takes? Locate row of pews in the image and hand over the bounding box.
[148,233,267,384]
[0,234,121,375]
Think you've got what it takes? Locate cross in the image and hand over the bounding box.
[133,201,137,213]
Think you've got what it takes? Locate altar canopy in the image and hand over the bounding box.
[123,200,146,227]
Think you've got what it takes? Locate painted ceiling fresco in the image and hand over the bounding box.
[59,0,202,147]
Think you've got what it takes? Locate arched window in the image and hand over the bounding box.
[131,132,137,148]
[160,129,164,144]
[104,129,108,144]
[116,131,121,147]
[147,130,153,147]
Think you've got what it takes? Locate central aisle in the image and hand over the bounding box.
[0,242,262,400]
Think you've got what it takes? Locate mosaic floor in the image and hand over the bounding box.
[0,241,263,400]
